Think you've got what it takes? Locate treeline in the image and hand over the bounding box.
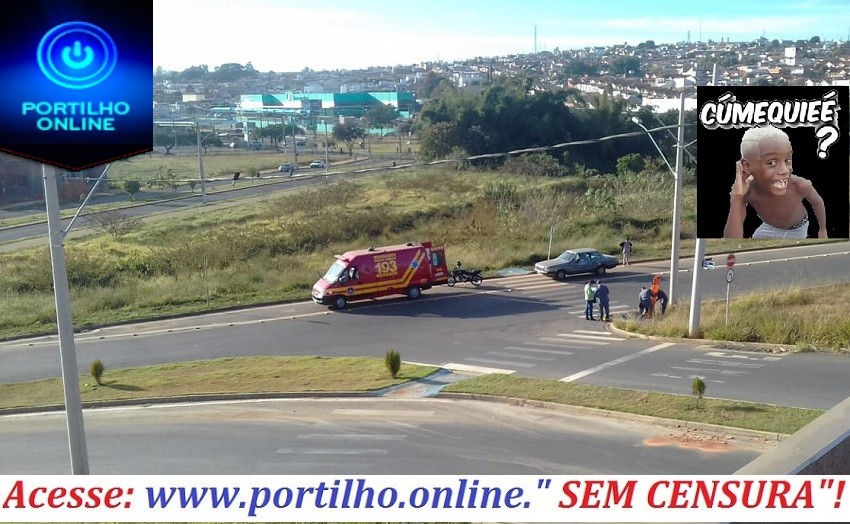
[415,76,696,174]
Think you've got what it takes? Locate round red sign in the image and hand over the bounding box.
[726,254,736,268]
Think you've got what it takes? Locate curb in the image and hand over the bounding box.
[0,386,787,446]
[436,392,786,444]
[606,322,797,354]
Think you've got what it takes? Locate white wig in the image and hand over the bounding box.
[740,125,789,159]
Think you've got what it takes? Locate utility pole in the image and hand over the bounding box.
[324,119,329,171]
[669,93,685,302]
[689,238,706,337]
[196,123,207,204]
[42,164,90,475]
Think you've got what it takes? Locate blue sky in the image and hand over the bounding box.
[153,0,850,72]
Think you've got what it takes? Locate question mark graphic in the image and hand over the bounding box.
[816,126,839,159]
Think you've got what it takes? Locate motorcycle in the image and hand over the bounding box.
[447,262,483,287]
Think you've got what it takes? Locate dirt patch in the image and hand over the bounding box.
[644,427,775,453]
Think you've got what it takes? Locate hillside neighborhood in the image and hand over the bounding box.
[2,36,849,203]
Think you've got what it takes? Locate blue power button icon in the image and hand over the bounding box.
[37,21,118,89]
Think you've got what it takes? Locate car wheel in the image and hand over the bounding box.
[555,269,566,280]
[596,266,607,276]
[407,286,421,299]
[332,296,347,310]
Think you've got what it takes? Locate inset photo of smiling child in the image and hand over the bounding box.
[696,86,849,239]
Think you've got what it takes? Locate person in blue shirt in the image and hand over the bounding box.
[595,279,610,321]
[639,286,653,318]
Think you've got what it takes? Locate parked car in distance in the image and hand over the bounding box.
[534,247,618,280]
[278,163,294,174]
[309,160,325,168]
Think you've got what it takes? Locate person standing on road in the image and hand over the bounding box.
[620,236,633,266]
[595,279,610,321]
[584,280,597,321]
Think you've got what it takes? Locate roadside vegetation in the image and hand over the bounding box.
[0,356,821,435]
[0,159,695,340]
[617,284,850,352]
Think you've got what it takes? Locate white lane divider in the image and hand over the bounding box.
[559,342,673,382]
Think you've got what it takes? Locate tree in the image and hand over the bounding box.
[86,209,142,239]
[332,122,366,156]
[362,104,399,136]
[609,56,642,77]
[616,153,646,175]
[153,125,195,155]
[120,180,141,201]
[176,64,208,82]
[415,71,453,99]
[418,121,460,160]
[150,166,178,192]
[562,59,599,77]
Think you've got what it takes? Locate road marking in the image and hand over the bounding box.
[560,342,673,382]
[275,448,388,455]
[509,281,570,292]
[504,346,574,355]
[573,330,619,337]
[521,340,588,349]
[687,358,764,369]
[331,409,434,416]
[557,333,624,341]
[540,337,610,346]
[464,357,536,368]
[297,434,406,441]
[704,351,782,362]
[485,351,556,361]
[442,362,515,375]
[671,366,748,376]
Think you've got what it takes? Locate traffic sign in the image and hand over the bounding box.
[726,268,734,283]
[726,253,736,268]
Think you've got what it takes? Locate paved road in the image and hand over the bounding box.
[2,243,849,410]
[0,399,770,475]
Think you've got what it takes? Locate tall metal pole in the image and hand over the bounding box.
[324,120,329,171]
[196,123,207,204]
[669,93,685,303]
[688,237,706,338]
[42,164,90,475]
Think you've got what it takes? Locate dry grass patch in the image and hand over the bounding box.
[617,283,850,351]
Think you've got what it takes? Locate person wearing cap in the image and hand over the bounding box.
[595,279,610,321]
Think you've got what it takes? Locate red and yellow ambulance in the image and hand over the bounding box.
[311,241,449,309]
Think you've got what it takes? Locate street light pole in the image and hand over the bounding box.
[324,119,329,171]
[631,93,686,302]
[195,122,207,204]
[42,164,90,475]
[670,93,685,303]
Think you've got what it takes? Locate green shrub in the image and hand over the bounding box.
[692,376,706,407]
[384,349,401,379]
[90,359,105,386]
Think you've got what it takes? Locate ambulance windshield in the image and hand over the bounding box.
[322,260,347,283]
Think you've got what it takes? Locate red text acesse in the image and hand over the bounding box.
[3,480,131,509]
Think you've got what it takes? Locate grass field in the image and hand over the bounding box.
[0,356,821,435]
